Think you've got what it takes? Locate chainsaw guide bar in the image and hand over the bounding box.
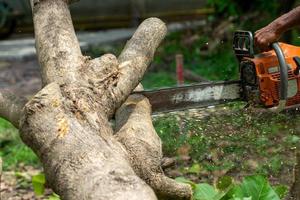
[133,31,300,114]
[135,81,242,113]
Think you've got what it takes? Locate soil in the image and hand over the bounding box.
[0,59,41,97]
[1,167,53,200]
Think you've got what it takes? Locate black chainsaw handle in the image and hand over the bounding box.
[272,43,288,100]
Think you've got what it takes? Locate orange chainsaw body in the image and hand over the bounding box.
[242,43,300,107]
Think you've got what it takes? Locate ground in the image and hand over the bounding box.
[1,102,299,199]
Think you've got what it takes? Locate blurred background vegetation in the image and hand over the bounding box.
[84,0,300,89]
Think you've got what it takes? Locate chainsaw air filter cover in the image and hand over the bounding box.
[243,43,300,108]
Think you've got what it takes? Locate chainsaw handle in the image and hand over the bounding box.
[270,43,288,112]
[271,43,288,100]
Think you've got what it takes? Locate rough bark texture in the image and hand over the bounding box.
[115,85,192,200]
[33,0,84,85]
[0,90,27,128]
[20,83,156,200]
[0,0,193,199]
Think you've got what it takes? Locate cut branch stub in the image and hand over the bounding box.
[115,85,193,200]
[111,17,167,114]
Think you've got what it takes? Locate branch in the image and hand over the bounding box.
[20,83,157,200]
[113,18,167,110]
[115,85,192,200]
[31,0,83,85]
[0,90,27,128]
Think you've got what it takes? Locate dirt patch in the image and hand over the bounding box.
[0,59,41,97]
[1,167,53,200]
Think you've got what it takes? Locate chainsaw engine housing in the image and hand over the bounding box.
[241,43,300,108]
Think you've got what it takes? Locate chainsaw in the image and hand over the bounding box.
[135,31,300,113]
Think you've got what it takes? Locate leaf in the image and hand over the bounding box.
[217,176,233,191]
[214,185,235,200]
[48,193,61,200]
[175,177,197,189]
[32,173,46,196]
[188,163,201,175]
[235,175,280,200]
[194,183,217,200]
[230,197,252,200]
[15,172,31,181]
[228,184,244,199]
[215,180,236,200]
[274,185,288,199]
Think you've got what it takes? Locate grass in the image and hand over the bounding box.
[0,118,39,170]
[1,103,297,189]
[157,31,238,76]
[142,71,176,89]
[153,105,299,185]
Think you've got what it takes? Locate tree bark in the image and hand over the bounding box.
[0,90,27,128]
[115,84,192,199]
[0,0,193,199]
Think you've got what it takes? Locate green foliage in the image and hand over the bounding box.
[175,177,197,189]
[153,115,184,155]
[47,193,61,200]
[154,107,298,181]
[32,173,46,196]
[187,163,202,175]
[274,185,289,199]
[142,71,176,89]
[149,30,240,87]
[194,183,218,200]
[15,171,31,189]
[32,173,61,199]
[217,176,233,191]
[207,0,279,18]
[176,175,287,200]
[206,0,240,17]
[192,44,238,81]
[0,118,39,170]
[235,175,280,200]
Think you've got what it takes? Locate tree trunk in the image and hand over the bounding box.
[0,0,192,199]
